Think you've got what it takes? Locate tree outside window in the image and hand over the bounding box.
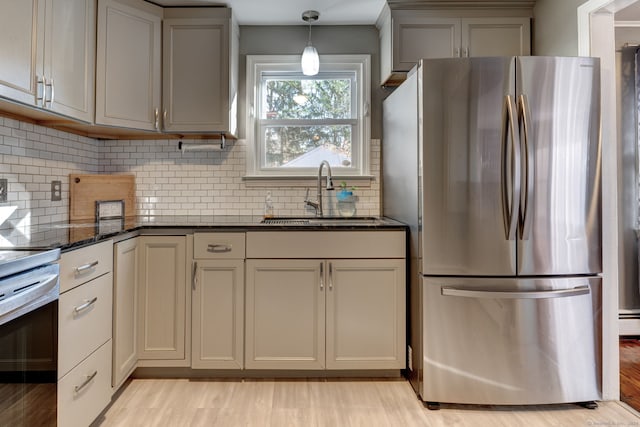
[246,55,371,178]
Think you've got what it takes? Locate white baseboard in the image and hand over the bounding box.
[619,318,640,335]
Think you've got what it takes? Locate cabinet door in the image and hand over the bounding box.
[192,259,244,369]
[392,17,460,71]
[462,17,531,57]
[326,259,406,369]
[113,238,138,390]
[0,0,45,105]
[163,17,230,132]
[245,259,325,369]
[96,0,162,131]
[44,0,95,121]
[137,236,187,361]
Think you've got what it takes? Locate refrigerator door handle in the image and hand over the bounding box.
[441,285,590,299]
[518,94,534,240]
[501,95,521,240]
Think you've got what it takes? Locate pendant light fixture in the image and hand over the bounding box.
[301,10,320,76]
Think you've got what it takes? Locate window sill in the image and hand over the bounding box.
[242,175,375,188]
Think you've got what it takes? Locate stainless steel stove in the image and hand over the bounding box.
[0,247,61,426]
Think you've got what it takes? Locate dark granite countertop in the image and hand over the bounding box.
[0,215,407,252]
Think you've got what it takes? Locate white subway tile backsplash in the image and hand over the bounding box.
[0,117,381,229]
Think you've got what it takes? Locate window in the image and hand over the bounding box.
[246,55,371,178]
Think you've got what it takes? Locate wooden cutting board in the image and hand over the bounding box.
[69,174,135,221]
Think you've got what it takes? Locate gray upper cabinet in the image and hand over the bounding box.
[0,0,95,122]
[162,8,239,135]
[377,4,531,85]
[95,0,162,131]
[0,0,44,106]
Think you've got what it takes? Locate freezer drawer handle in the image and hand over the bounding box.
[441,285,590,299]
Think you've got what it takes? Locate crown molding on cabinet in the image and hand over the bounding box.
[386,1,536,10]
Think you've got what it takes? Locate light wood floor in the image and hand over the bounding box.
[96,378,640,427]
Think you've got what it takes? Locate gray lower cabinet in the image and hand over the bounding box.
[191,233,245,369]
[245,254,406,370]
[245,231,406,371]
[58,240,113,427]
[191,259,244,369]
[326,259,406,370]
[245,259,325,369]
[137,235,189,366]
[112,237,139,391]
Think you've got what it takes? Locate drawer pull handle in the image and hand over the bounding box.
[192,261,198,290]
[74,370,98,394]
[74,297,98,314]
[207,244,232,253]
[329,263,333,290]
[320,262,324,290]
[75,260,99,274]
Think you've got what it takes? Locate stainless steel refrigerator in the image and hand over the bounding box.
[618,45,640,334]
[383,56,602,406]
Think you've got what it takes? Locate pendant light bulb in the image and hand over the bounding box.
[301,45,319,76]
[301,10,320,76]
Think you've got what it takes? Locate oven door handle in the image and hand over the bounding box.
[0,272,59,325]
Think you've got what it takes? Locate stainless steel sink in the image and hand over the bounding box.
[260,217,381,226]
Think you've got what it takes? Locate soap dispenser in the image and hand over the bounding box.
[264,191,274,218]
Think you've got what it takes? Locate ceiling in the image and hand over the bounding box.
[145,0,640,29]
[149,0,388,25]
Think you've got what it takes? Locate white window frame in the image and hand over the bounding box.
[245,54,371,179]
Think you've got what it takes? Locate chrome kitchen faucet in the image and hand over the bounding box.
[304,160,334,217]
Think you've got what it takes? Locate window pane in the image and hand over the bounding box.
[263,125,352,168]
[263,78,352,120]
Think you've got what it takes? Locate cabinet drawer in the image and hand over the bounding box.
[60,240,113,293]
[59,273,113,378]
[194,233,245,259]
[58,340,113,427]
